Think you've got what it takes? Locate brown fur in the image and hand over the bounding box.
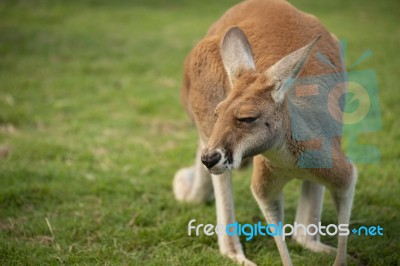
[178,0,357,265]
[182,0,352,184]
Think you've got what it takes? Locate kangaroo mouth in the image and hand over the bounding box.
[201,148,235,175]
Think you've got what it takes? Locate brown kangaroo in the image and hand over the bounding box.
[173,0,356,265]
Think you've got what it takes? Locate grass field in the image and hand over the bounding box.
[0,0,399,265]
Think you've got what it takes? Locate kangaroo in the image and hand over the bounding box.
[173,0,357,265]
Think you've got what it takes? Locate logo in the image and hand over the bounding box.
[287,41,381,168]
[188,219,384,241]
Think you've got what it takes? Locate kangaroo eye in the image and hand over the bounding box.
[237,116,258,123]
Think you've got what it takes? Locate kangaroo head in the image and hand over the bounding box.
[201,27,320,174]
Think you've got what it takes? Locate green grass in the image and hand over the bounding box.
[0,0,399,265]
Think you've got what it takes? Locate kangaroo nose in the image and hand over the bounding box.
[201,151,222,169]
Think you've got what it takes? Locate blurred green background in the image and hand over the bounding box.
[0,0,399,265]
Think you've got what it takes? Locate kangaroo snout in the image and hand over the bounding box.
[201,148,235,174]
[201,150,221,169]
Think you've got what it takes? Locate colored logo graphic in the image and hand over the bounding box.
[188,219,384,241]
[288,40,381,168]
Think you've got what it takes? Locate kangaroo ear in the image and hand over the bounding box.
[268,35,321,103]
[220,27,255,87]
